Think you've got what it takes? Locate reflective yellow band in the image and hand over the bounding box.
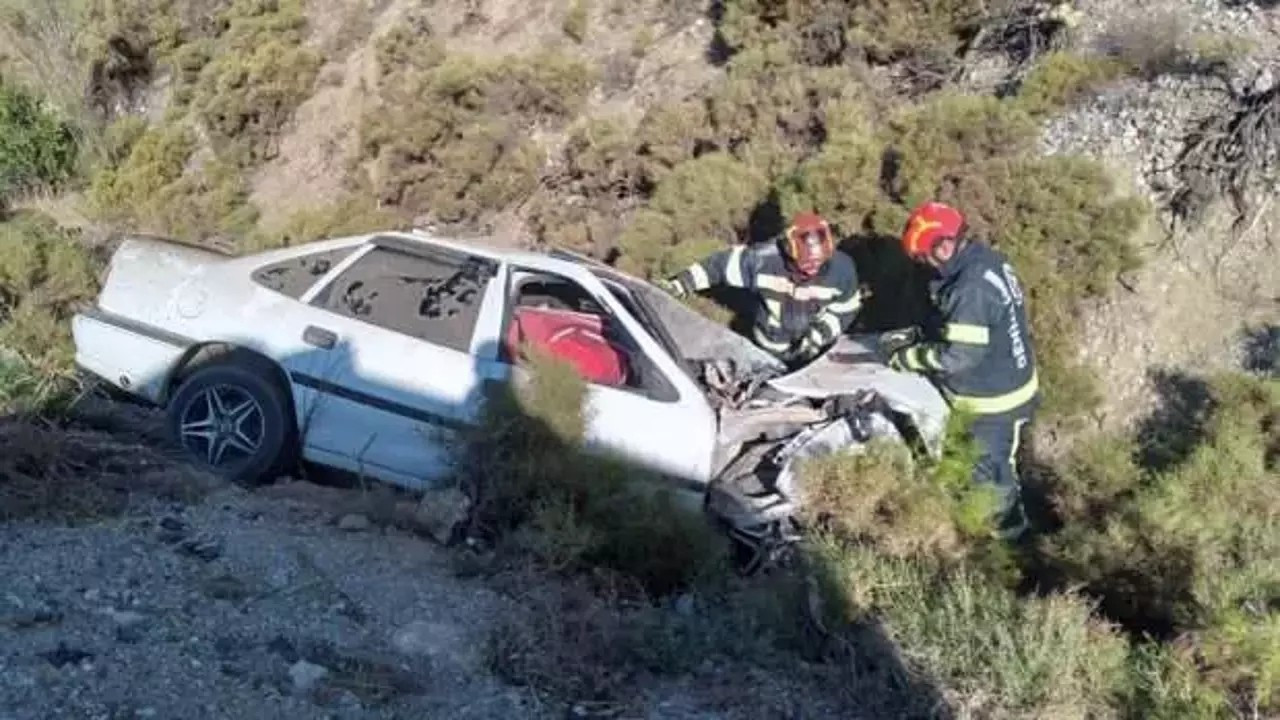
[688,263,711,290]
[827,292,862,315]
[819,312,842,340]
[944,323,990,345]
[793,285,841,301]
[903,346,926,371]
[922,346,943,371]
[755,274,843,302]
[951,371,1039,415]
[764,299,782,328]
[725,246,746,287]
[753,326,791,352]
[755,274,793,294]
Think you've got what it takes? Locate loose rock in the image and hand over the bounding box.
[336,514,371,533]
[287,660,329,695]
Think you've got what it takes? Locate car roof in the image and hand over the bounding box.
[373,230,607,282]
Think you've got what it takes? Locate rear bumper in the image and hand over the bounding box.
[71,309,193,406]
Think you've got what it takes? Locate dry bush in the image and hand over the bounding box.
[453,350,729,597]
[1096,13,1250,81]
[1169,80,1280,229]
[528,117,645,256]
[562,0,590,43]
[0,419,210,523]
[718,0,987,88]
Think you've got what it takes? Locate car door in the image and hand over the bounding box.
[277,237,503,490]
[480,262,718,486]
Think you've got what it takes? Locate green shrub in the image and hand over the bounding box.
[616,153,767,277]
[719,0,987,75]
[775,99,880,232]
[941,155,1149,418]
[0,211,99,412]
[846,0,986,68]
[362,42,597,225]
[1047,373,1280,713]
[90,124,258,243]
[808,535,1131,718]
[455,350,728,596]
[795,434,996,564]
[244,195,403,253]
[188,0,320,165]
[1016,51,1129,118]
[0,76,78,204]
[879,92,1038,215]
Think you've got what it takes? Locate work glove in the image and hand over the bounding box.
[880,327,921,356]
[660,277,688,298]
[888,346,914,372]
[786,337,822,365]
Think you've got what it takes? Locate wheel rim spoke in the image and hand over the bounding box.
[227,432,258,456]
[209,387,229,416]
[228,398,257,423]
[208,434,228,466]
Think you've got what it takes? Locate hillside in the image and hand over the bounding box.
[1,0,1278,718]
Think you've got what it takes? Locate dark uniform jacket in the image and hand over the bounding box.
[675,241,861,357]
[898,241,1040,416]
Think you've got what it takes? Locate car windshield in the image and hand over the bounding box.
[549,249,786,378]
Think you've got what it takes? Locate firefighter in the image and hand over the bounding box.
[886,201,1041,539]
[662,212,862,365]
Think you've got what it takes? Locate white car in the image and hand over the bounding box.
[72,230,949,557]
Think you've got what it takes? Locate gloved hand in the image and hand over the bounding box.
[786,337,822,365]
[880,327,921,356]
[888,346,913,372]
[661,277,687,298]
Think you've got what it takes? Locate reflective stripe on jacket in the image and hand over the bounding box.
[900,241,1039,416]
[676,241,861,354]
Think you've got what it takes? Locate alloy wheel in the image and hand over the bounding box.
[178,384,265,469]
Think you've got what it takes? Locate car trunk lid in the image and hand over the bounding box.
[97,236,229,331]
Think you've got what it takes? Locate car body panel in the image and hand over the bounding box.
[767,335,951,455]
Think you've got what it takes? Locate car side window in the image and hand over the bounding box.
[502,270,678,402]
[251,246,358,299]
[309,243,495,353]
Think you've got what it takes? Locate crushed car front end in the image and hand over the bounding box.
[593,271,952,570]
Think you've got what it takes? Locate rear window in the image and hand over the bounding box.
[251,246,359,299]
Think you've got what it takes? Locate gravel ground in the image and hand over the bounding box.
[0,481,546,720]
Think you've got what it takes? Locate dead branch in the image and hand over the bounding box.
[1167,78,1280,231]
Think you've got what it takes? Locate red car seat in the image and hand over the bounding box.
[504,306,629,387]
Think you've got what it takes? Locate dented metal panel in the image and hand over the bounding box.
[768,334,951,455]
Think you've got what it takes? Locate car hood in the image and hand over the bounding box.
[767,334,951,455]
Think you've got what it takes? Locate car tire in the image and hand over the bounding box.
[165,359,296,485]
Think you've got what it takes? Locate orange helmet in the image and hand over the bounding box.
[784,211,834,277]
[901,201,965,261]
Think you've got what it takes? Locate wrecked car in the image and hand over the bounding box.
[71,230,950,562]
